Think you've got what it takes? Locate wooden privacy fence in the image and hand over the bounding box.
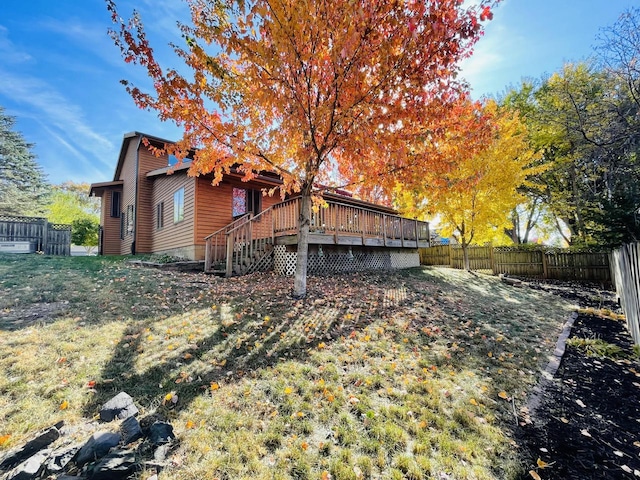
[610,243,640,345]
[420,245,611,284]
[0,215,71,256]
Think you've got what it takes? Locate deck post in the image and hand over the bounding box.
[334,204,339,244]
[205,238,211,273]
[414,219,418,244]
[383,215,387,247]
[225,233,234,277]
[400,218,404,247]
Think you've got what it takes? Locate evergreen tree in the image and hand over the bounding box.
[0,107,50,216]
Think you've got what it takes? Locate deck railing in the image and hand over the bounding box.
[204,213,251,273]
[272,197,429,246]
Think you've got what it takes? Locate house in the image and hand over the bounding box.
[90,132,430,276]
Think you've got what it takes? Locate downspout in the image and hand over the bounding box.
[132,136,142,255]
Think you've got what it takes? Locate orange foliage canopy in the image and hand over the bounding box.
[107,0,492,196]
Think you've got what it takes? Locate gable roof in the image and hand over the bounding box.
[112,131,177,181]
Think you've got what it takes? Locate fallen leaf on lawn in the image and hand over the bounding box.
[537,458,551,469]
[576,399,586,408]
[634,441,640,447]
[163,392,178,405]
[613,450,623,457]
[321,471,331,480]
[469,398,479,406]
[86,380,96,388]
[284,387,293,395]
[580,429,591,437]
[560,417,569,423]
[498,391,508,400]
[301,442,308,450]
[0,434,10,446]
[622,465,632,473]
[210,382,219,391]
[185,420,195,429]
[59,400,69,410]
[488,351,493,358]
[529,470,541,480]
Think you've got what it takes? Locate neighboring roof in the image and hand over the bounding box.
[89,180,123,197]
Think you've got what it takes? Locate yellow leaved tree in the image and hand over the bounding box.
[399,100,541,270]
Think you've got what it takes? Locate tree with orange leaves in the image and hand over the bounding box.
[107,0,494,297]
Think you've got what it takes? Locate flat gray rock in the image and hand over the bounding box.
[3,449,49,480]
[149,422,175,446]
[44,443,82,473]
[0,425,60,471]
[120,416,143,445]
[75,432,121,467]
[99,392,138,422]
[88,449,137,480]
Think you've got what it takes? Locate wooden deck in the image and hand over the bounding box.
[204,196,429,274]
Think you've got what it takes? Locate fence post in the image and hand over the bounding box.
[449,244,453,268]
[42,219,49,254]
[542,251,549,279]
[490,246,495,274]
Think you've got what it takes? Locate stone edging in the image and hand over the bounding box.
[526,311,578,417]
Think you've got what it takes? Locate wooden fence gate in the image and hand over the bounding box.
[0,215,71,256]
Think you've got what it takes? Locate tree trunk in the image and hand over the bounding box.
[293,192,312,298]
[461,239,470,271]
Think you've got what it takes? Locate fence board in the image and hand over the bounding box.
[0,215,71,255]
[419,245,611,285]
[611,242,640,345]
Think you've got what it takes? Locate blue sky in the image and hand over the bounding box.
[0,0,637,185]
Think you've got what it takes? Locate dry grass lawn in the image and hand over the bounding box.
[0,254,574,479]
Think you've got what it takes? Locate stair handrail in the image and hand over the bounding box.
[204,213,251,241]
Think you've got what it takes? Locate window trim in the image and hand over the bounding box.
[156,201,164,230]
[126,205,135,236]
[173,187,185,224]
[110,191,121,218]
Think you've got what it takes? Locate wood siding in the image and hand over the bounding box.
[100,190,122,255]
[135,148,173,253]
[117,140,138,255]
[194,176,281,246]
[150,172,195,253]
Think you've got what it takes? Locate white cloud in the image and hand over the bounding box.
[0,70,115,170]
[0,24,32,64]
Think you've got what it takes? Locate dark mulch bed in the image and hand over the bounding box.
[516,280,640,479]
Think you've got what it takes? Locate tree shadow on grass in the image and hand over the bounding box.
[82,267,573,425]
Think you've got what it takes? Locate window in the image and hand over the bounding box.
[110,191,121,218]
[156,202,164,229]
[174,187,184,223]
[126,205,134,235]
[232,188,262,218]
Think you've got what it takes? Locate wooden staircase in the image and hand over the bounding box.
[204,208,275,276]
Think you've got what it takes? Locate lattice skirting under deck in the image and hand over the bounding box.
[273,245,419,276]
